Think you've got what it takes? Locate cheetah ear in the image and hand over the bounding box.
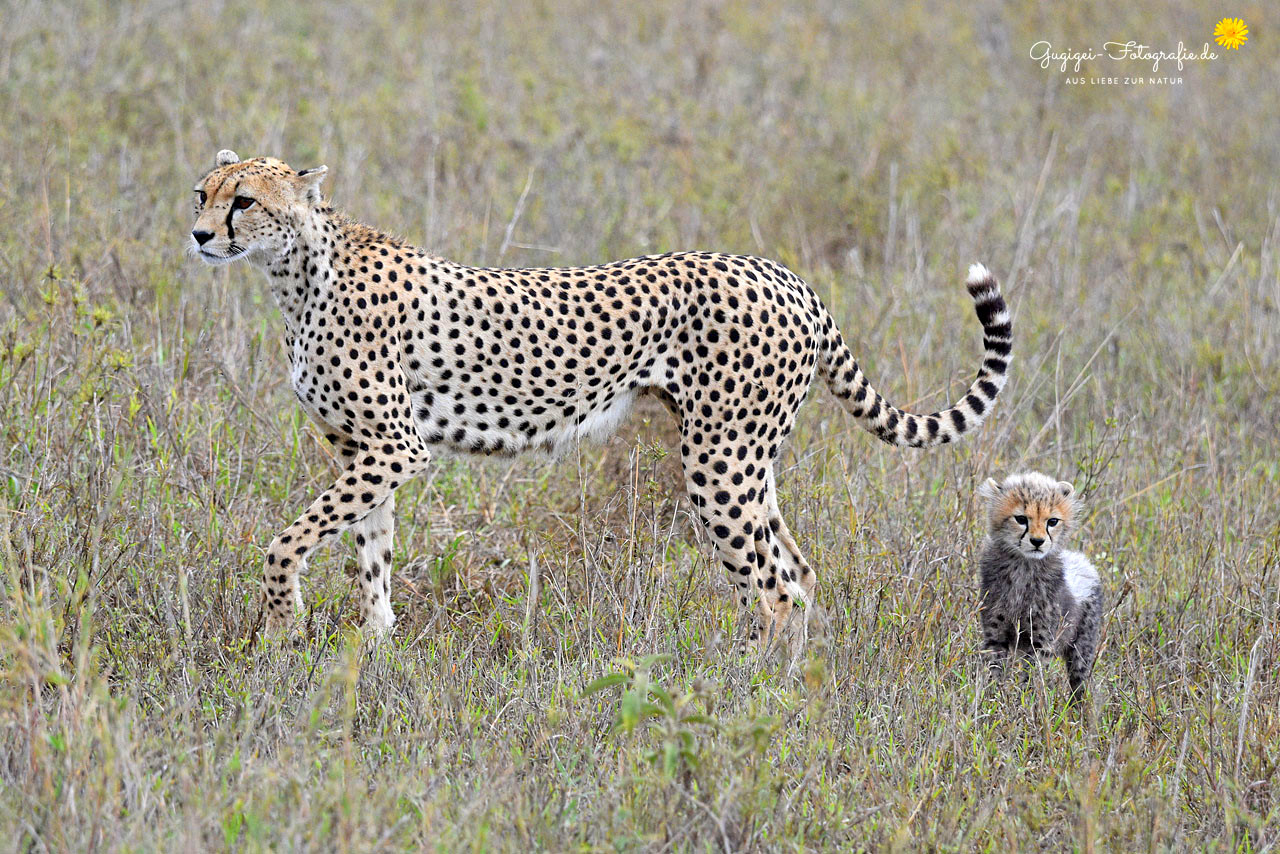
[215,149,241,167]
[293,165,328,202]
[977,477,1002,501]
[1057,481,1075,498]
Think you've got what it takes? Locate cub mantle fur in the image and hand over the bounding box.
[189,150,1014,648]
[976,472,1102,701]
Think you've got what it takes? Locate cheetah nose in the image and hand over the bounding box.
[1029,537,1045,549]
[192,229,214,246]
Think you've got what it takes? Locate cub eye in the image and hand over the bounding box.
[232,196,255,210]
[196,190,207,205]
[1047,517,1060,527]
[1013,515,1028,526]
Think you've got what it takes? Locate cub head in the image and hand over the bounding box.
[189,149,328,266]
[978,471,1080,559]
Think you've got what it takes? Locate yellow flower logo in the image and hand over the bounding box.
[1213,17,1248,49]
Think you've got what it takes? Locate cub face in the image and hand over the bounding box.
[978,472,1078,559]
[189,149,327,266]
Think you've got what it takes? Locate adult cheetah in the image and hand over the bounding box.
[190,149,1012,650]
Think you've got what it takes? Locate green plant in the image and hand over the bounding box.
[585,654,720,779]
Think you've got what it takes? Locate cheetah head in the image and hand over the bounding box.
[978,471,1080,559]
[189,149,328,266]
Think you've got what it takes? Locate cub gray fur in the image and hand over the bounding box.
[976,472,1102,702]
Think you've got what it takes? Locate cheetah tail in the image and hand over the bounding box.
[818,263,1012,448]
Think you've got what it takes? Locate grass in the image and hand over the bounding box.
[1,0,1278,849]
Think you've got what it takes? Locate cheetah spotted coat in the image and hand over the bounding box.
[190,151,1013,648]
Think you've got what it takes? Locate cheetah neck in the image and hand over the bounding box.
[258,206,343,337]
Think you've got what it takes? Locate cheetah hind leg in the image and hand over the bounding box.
[696,509,774,662]
[755,523,813,669]
[677,427,812,666]
[677,441,778,662]
[761,472,816,666]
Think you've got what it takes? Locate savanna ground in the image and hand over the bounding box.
[1,1,1278,850]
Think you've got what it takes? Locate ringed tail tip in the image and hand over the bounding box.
[818,260,1013,449]
[966,263,992,285]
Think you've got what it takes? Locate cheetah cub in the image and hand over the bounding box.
[976,472,1102,702]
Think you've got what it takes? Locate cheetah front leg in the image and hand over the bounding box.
[328,436,397,636]
[982,641,1011,681]
[261,445,429,637]
[351,495,396,636]
[979,612,1012,683]
[1063,591,1102,705]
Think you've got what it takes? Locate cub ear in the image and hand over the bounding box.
[977,477,1003,501]
[1057,481,1075,497]
[293,165,329,202]
[215,149,241,166]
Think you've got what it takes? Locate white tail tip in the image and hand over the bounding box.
[967,263,992,284]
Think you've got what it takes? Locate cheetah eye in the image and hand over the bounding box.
[1013,515,1028,526]
[232,195,255,210]
[196,190,206,205]
[1047,517,1060,527]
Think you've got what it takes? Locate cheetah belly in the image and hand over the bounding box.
[538,388,639,454]
[409,383,642,457]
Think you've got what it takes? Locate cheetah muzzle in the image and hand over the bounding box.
[190,150,1013,653]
